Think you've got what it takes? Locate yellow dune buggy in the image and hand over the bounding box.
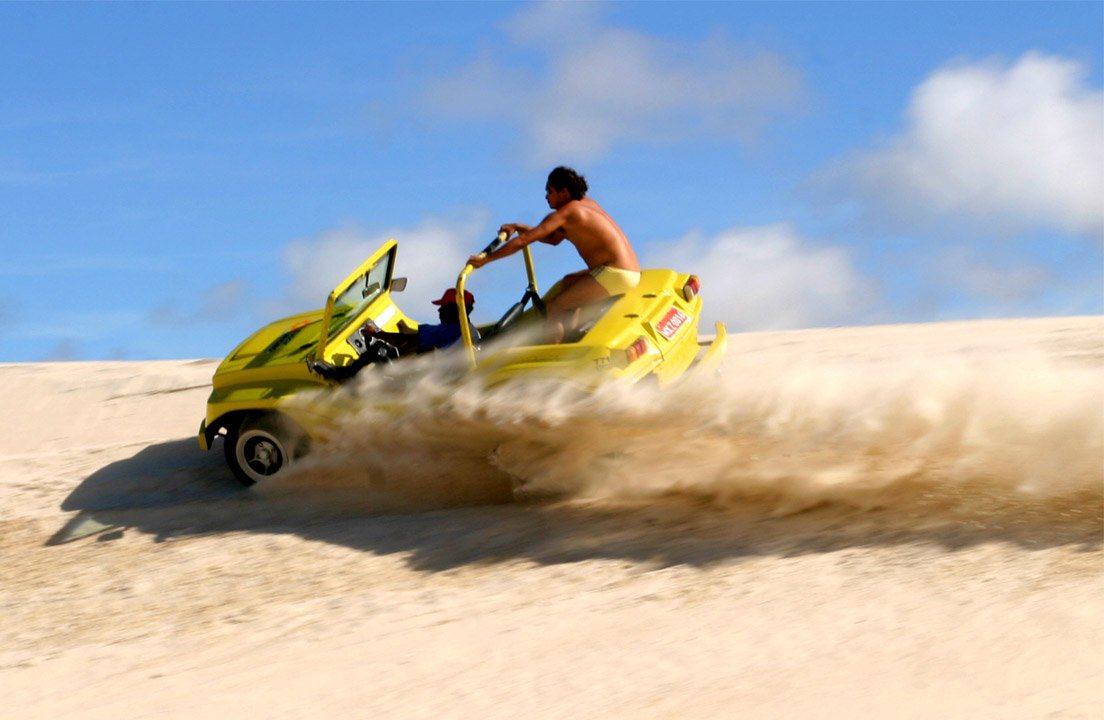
[199,234,727,485]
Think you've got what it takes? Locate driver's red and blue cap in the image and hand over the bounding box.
[431,288,475,306]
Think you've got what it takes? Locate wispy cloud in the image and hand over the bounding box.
[0,158,158,187]
[827,52,1104,239]
[44,338,80,362]
[420,1,806,165]
[148,280,251,326]
[15,309,148,362]
[276,213,489,316]
[934,248,1051,304]
[0,294,17,328]
[650,223,874,331]
[0,254,178,277]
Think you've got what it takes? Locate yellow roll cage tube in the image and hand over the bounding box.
[455,230,538,369]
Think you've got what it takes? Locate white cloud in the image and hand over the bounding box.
[650,223,874,331]
[839,52,1104,238]
[277,214,488,315]
[421,1,805,164]
[935,248,1050,304]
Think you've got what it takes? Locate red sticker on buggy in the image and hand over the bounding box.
[655,308,689,340]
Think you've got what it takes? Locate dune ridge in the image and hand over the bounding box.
[2,317,1101,719]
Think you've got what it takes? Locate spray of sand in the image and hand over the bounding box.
[261,321,1103,520]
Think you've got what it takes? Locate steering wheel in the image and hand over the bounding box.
[489,287,547,337]
[365,335,400,363]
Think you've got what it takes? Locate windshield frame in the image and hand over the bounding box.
[316,241,396,357]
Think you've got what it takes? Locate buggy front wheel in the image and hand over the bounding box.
[224,414,310,487]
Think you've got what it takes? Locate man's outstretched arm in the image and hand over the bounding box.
[469,210,568,268]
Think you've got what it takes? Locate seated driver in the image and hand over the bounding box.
[310,288,480,381]
[375,288,480,354]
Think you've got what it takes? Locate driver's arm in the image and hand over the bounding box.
[512,210,568,248]
[471,211,567,268]
[540,227,567,246]
[499,223,531,237]
[372,329,419,355]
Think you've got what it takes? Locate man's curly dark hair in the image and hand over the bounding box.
[547,166,588,200]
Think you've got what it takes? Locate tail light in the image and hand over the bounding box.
[682,275,701,301]
[625,336,650,363]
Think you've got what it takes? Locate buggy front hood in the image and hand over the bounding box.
[213,309,327,384]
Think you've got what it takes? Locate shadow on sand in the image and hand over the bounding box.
[48,436,1102,572]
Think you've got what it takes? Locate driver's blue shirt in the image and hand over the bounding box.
[417,321,480,350]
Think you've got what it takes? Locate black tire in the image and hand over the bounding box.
[223,414,310,487]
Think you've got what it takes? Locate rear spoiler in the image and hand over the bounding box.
[696,321,728,371]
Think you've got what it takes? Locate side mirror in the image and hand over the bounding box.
[390,277,408,292]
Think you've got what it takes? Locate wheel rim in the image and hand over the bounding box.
[236,428,289,483]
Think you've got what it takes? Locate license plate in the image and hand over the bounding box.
[655,307,689,340]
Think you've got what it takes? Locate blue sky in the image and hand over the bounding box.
[1,1,1100,362]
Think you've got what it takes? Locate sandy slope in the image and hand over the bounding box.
[1,318,1101,719]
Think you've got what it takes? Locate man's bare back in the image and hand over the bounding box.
[552,197,640,272]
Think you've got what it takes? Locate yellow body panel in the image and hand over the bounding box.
[466,268,709,388]
[200,239,414,448]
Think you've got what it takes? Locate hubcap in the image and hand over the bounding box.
[238,430,286,480]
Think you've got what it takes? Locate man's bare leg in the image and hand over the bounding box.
[545,274,608,343]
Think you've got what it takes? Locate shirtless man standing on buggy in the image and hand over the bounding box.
[467,166,641,342]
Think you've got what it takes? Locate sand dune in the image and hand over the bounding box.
[2,317,1101,719]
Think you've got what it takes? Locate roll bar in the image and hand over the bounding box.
[456,230,539,369]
